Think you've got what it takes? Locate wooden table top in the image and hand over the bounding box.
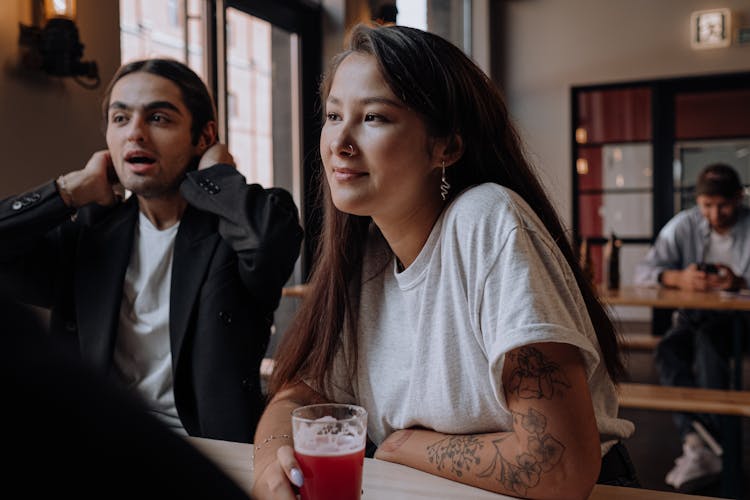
[285,284,750,311]
[599,285,750,311]
[619,382,750,417]
[186,436,721,500]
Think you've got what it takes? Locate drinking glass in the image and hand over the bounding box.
[291,403,368,500]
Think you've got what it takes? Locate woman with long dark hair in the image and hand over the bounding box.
[252,24,636,499]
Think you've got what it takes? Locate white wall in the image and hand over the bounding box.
[499,0,750,227]
[0,0,121,197]
[4,0,748,211]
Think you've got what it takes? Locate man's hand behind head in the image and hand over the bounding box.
[57,151,124,208]
[198,143,235,171]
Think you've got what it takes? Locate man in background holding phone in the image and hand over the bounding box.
[634,163,749,492]
[0,59,303,443]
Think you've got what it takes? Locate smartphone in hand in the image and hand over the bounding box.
[697,262,719,274]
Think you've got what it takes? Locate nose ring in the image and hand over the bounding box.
[347,144,355,154]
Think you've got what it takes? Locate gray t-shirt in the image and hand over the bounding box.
[329,183,634,454]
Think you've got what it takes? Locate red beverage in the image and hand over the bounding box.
[294,448,365,500]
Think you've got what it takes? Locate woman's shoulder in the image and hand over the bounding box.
[445,183,538,231]
[442,183,562,262]
[452,182,515,204]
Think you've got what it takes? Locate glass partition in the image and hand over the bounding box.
[674,139,750,211]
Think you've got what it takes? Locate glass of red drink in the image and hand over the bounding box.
[292,403,368,500]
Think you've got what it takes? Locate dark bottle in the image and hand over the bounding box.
[605,232,621,290]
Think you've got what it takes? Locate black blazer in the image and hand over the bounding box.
[0,164,303,442]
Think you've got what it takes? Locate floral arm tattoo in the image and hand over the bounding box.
[506,346,571,399]
[426,408,565,496]
[426,435,483,478]
[425,347,571,495]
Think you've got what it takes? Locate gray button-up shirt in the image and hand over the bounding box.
[634,205,750,287]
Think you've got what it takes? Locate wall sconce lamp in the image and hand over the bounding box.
[18,0,100,89]
[576,158,589,175]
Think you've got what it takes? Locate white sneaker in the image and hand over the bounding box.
[665,432,722,492]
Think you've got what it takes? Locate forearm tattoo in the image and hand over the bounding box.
[506,346,571,399]
[426,435,483,477]
[426,408,565,496]
[478,408,565,495]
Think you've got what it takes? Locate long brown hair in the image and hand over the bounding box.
[270,24,624,396]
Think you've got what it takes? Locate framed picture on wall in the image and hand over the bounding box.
[690,8,732,49]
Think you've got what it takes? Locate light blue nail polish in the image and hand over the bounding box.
[290,467,304,487]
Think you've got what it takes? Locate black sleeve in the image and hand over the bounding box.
[0,181,77,307]
[0,180,75,257]
[180,164,304,311]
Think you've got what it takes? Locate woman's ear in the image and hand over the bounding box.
[434,133,464,168]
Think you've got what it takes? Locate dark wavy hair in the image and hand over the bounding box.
[270,24,624,396]
[696,163,743,199]
[101,58,216,145]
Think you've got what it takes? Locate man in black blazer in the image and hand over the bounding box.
[0,59,303,443]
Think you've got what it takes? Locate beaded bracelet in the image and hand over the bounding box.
[254,434,291,451]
